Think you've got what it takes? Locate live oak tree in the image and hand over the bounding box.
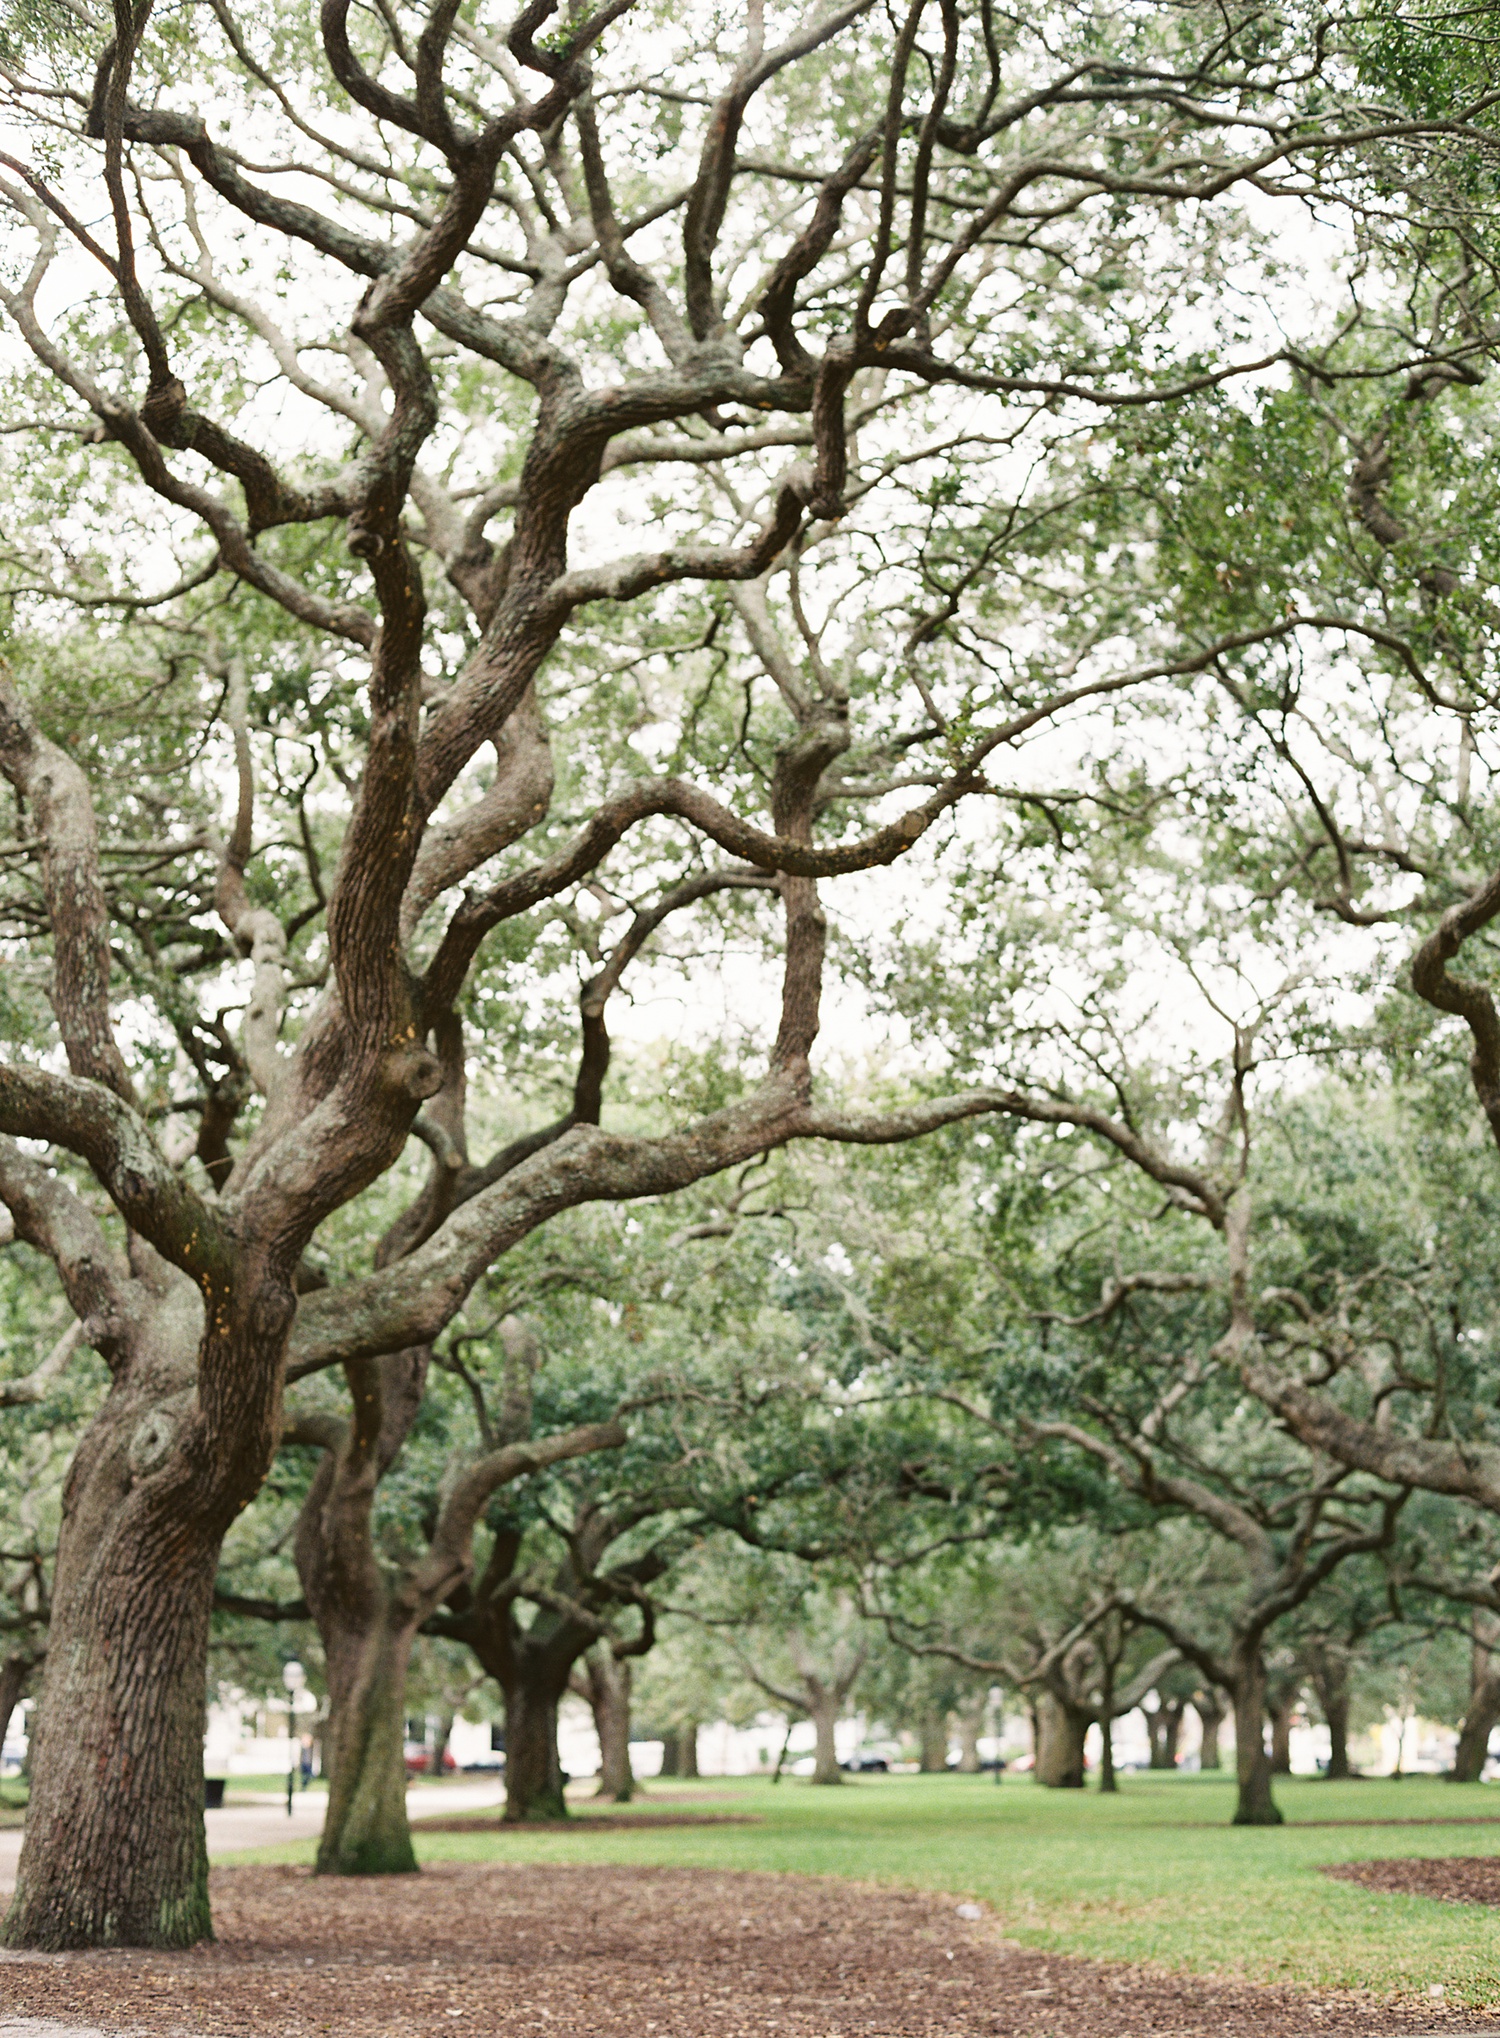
[1,0,1495,1947]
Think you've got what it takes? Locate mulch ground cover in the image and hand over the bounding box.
[1,1862,1495,2038]
[1326,1858,1500,1906]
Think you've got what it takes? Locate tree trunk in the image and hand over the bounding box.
[1097,1713,1117,1793]
[1452,1651,1500,1782]
[0,1361,252,1951]
[316,1613,418,1875]
[658,1728,681,1777]
[503,1675,568,1820]
[429,1707,455,1779]
[1192,1690,1224,1771]
[296,1350,428,1877]
[1268,1696,1294,1775]
[680,1721,699,1778]
[1324,1688,1351,1779]
[1231,1656,1282,1825]
[917,1707,947,1773]
[809,1696,843,1785]
[1034,1691,1086,1789]
[1161,1701,1184,1767]
[956,1702,983,1773]
[582,1649,634,1802]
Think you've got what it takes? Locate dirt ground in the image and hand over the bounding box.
[1326,1857,1500,1906]
[0,1862,1494,2038]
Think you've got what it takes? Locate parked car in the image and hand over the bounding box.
[842,1752,891,1772]
[403,1744,457,1774]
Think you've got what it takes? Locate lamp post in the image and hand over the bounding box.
[283,1661,305,1817]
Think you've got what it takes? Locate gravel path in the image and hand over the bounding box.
[0,1862,1494,2038]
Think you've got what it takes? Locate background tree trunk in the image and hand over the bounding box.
[956,1699,984,1773]
[503,1673,568,1820]
[1231,1657,1283,1826]
[429,1708,456,1780]
[809,1696,843,1784]
[680,1722,699,1779]
[658,1728,682,1777]
[1308,1649,1352,1779]
[1192,1690,1225,1770]
[917,1708,947,1773]
[1268,1695,1294,1775]
[580,1648,634,1802]
[1097,1713,1117,1793]
[1034,1692,1086,1789]
[316,1614,419,1875]
[1453,1639,1500,1782]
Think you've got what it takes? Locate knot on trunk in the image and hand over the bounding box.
[127,1408,177,1477]
[383,1043,444,1101]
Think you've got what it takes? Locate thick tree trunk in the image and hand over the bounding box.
[1192,1691,1224,1770]
[680,1721,699,1778]
[1,1479,217,1947]
[1034,1691,1086,1789]
[503,1676,568,1820]
[917,1708,948,1772]
[1231,1657,1282,1825]
[1452,1650,1500,1782]
[658,1728,682,1777]
[809,1696,843,1784]
[316,1614,418,1875]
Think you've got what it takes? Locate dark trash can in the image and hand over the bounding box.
[204,1777,226,1810]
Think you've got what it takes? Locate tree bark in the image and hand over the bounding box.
[315,1611,418,1874]
[1231,1656,1283,1825]
[658,1728,682,1777]
[0,1415,218,1948]
[1452,1645,1500,1782]
[1192,1690,1225,1770]
[680,1721,699,1779]
[1034,1691,1087,1789]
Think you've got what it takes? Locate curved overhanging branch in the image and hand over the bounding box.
[1410,866,1500,1150]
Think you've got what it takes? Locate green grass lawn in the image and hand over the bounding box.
[225,1770,1500,2003]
